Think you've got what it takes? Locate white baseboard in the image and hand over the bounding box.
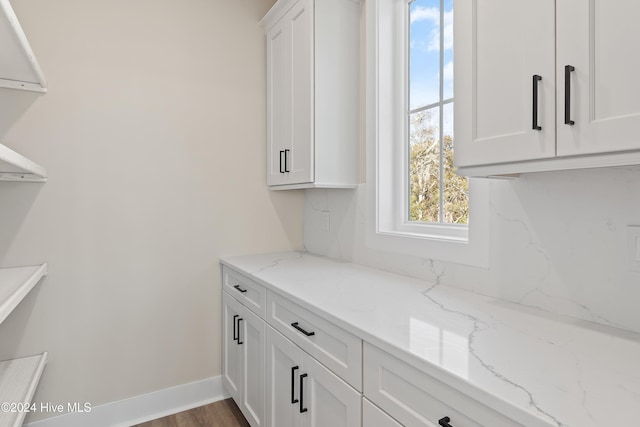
[25,376,230,427]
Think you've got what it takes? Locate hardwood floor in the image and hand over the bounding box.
[132,398,249,427]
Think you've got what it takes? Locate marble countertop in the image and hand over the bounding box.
[220,251,640,427]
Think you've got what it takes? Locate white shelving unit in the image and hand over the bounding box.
[0,0,46,92]
[0,353,48,427]
[0,2,49,422]
[0,143,47,182]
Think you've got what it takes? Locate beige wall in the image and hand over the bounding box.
[0,0,300,421]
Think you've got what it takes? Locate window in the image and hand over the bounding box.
[408,0,467,225]
[365,0,488,267]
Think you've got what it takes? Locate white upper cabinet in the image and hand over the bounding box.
[455,0,640,176]
[266,17,290,185]
[262,0,360,190]
[265,0,314,187]
[0,0,46,92]
[557,0,640,156]
[455,0,556,167]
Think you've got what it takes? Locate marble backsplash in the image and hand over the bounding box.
[304,166,640,334]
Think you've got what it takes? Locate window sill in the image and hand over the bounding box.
[377,229,469,244]
[365,180,490,269]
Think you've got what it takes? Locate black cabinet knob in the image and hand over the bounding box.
[438,416,453,427]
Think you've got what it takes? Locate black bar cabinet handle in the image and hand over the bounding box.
[284,149,290,173]
[233,284,247,293]
[565,65,575,125]
[291,322,315,337]
[232,314,239,342]
[279,150,285,173]
[532,75,542,131]
[236,318,243,345]
[291,366,299,404]
[299,373,308,413]
[438,416,453,427]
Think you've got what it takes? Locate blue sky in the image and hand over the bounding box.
[409,0,453,110]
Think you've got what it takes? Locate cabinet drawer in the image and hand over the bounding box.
[363,398,402,427]
[266,291,362,391]
[222,266,266,319]
[364,343,521,427]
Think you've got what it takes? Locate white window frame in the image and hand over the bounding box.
[365,0,489,267]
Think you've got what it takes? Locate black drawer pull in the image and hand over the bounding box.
[299,373,308,413]
[532,74,542,131]
[291,322,315,337]
[237,318,243,345]
[564,65,575,125]
[438,416,453,427]
[232,314,239,342]
[233,284,247,293]
[291,366,299,404]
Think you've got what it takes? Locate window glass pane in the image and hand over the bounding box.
[442,102,468,224]
[409,0,441,109]
[443,1,453,101]
[409,108,440,222]
[408,0,464,226]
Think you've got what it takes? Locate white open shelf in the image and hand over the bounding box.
[0,267,48,426]
[0,353,48,427]
[0,143,47,182]
[0,0,46,92]
[0,264,47,326]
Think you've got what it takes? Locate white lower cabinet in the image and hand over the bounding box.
[302,349,361,427]
[222,292,242,401]
[265,324,361,427]
[266,290,362,390]
[363,343,520,427]
[222,291,265,427]
[265,322,301,427]
[223,266,267,318]
[221,263,529,427]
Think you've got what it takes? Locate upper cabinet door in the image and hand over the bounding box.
[265,0,314,187]
[286,0,314,185]
[557,0,640,156]
[266,17,290,186]
[455,0,556,167]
